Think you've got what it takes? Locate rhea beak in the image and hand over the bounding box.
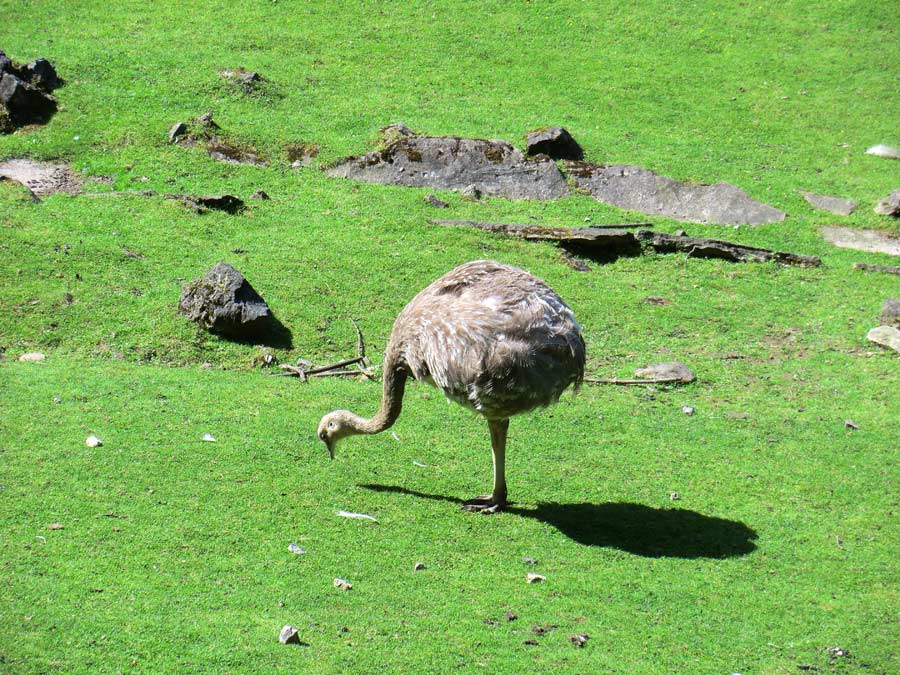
[325,439,335,460]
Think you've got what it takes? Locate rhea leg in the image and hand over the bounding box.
[463,418,509,514]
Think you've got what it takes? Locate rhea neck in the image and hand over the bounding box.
[343,359,408,435]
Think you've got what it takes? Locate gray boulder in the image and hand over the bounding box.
[25,58,61,91]
[874,190,900,217]
[325,134,568,200]
[525,127,584,160]
[567,162,786,225]
[179,263,271,339]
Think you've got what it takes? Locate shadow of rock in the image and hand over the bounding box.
[360,484,757,559]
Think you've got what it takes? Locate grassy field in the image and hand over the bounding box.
[1,1,898,673]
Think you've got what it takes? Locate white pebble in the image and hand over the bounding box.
[85,435,103,448]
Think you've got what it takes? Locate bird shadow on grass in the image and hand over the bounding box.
[360,484,757,559]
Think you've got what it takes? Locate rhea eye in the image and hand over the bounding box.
[328,422,337,430]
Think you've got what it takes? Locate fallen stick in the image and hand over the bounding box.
[431,219,821,267]
[583,376,690,385]
[853,262,900,276]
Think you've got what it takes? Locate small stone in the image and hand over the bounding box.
[168,122,187,144]
[522,556,538,565]
[867,325,900,353]
[53,396,62,404]
[634,362,696,383]
[414,562,426,571]
[288,543,305,555]
[874,189,900,217]
[424,194,449,208]
[250,189,270,200]
[279,625,301,644]
[669,492,681,501]
[523,639,539,646]
[48,522,64,530]
[526,573,546,584]
[461,184,482,200]
[645,296,671,305]
[682,406,694,416]
[334,578,352,590]
[202,433,217,442]
[525,126,584,161]
[827,646,850,658]
[18,352,46,362]
[725,411,750,420]
[880,298,900,327]
[844,419,860,430]
[85,435,103,448]
[504,611,518,622]
[866,144,900,160]
[569,633,590,648]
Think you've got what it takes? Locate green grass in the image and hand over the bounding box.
[2,1,899,673]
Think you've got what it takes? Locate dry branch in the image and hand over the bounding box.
[431,219,821,267]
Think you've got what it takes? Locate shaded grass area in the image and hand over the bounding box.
[1,356,897,674]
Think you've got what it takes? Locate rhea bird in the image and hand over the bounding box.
[317,260,586,513]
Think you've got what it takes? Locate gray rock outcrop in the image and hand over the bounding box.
[822,226,900,256]
[325,133,568,200]
[567,162,786,225]
[0,51,61,130]
[881,299,900,327]
[799,191,858,216]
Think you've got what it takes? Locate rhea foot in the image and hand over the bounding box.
[462,495,506,514]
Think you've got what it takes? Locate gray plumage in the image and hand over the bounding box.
[317,260,586,512]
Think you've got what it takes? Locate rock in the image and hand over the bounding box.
[799,191,858,216]
[251,189,270,200]
[85,435,103,448]
[567,162,786,225]
[645,296,671,305]
[424,194,449,208]
[0,51,10,73]
[279,625,301,644]
[522,556,537,565]
[220,68,261,90]
[414,562,426,571]
[286,143,319,168]
[867,325,900,353]
[379,123,416,146]
[844,419,860,430]
[325,135,569,200]
[874,189,900,217]
[288,543,306,555]
[17,351,46,362]
[201,433,217,442]
[460,184,482,200]
[880,299,900,327]
[26,58,61,91]
[173,194,245,214]
[569,633,590,648]
[168,122,187,144]
[634,362,696,383]
[526,573,546,584]
[504,611,518,621]
[333,578,353,590]
[179,262,272,339]
[822,226,900,256]
[682,406,694,416]
[866,144,900,160]
[48,522,64,530]
[669,492,681,500]
[525,127,584,160]
[0,71,57,125]
[0,158,82,199]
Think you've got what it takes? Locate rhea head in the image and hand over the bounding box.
[316,410,358,459]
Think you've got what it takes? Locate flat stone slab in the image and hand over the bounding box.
[867,325,900,353]
[567,162,786,225]
[822,226,900,256]
[799,191,857,216]
[0,158,81,199]
[866,144,900,160]
[325,135,568,200]
[874,189,900,217]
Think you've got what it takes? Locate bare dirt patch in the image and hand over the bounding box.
[0,158,82,199]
